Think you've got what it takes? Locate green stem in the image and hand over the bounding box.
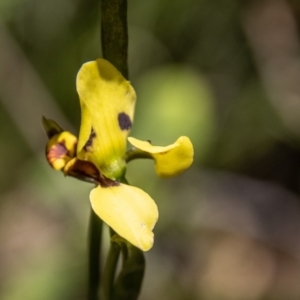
[101,0,128,79]
[88,208,103,300]
[103,241,121,300]
[112,244,145,300]
[125,148,153,163]
[100,1,140,299]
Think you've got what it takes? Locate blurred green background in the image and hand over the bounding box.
[2,0,300,299]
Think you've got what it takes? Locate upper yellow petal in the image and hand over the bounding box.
[76,58,136,179]
[90,184,158,251]
[128,136,194,178]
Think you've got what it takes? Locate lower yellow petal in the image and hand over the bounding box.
[90,184,158,251]
[128,136,194,178]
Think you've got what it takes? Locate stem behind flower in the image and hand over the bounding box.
[88,208,103,300]
[101,0,128,79]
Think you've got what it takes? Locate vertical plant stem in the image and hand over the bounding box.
[103,241,121,300]
[100,1,131,299]
[101,0,128,79]
[88,208,103,300]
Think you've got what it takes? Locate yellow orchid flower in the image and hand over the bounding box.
[43,58,194,251]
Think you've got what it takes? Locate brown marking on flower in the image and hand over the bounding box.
[83,127,96,152]
[64,158,100,182]
[99,175,120,188]
[47,142,67,158]
[46,142,69,169]
[63,158,120,187]
[118,112,132,130]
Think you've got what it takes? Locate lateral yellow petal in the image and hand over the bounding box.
[90,184,158,251]
[76,59,136,179]
[128,136,194,178]
[127,137,177,153]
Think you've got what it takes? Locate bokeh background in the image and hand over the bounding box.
[1,0,300,299]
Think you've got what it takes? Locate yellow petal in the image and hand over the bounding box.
[128,136,194,178]
[90,184,158,251]
[76,58,136,179]
[46,131,77,170]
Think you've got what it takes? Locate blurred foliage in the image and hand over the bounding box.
[2,0,300,299]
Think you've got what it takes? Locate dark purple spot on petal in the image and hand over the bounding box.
[118,112,132,130]
[83,127,96,152]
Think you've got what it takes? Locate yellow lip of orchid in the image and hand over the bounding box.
[128,136,194,178]
[76,58,136,180]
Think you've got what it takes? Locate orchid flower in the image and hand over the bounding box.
[43,58,193,251]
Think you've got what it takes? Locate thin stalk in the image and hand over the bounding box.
[88,208,103,300]
[125,148,153,163]
[101,0,128,79]
[100,1,131,299]
[103,241,121,300]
